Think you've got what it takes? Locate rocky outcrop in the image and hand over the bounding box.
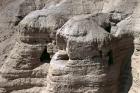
[0,0,48,68]
[129,1,140,93]
[43,14,134,93]
[0,0,139,93]
[0,7,58,92]
[0,0,54,92]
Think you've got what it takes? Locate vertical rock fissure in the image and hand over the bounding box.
[108,50,114,66]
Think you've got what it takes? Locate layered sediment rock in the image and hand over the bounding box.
[44,14,134,93]
[0,0,48,68]
[0,11,54,93]
[0,0,140,93]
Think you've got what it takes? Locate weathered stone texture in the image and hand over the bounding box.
[43,14,134,93]
[0,0,139,93]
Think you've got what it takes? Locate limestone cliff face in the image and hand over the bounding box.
[44,14,134,93]
[0,0,48,68]
[0,0,139,93]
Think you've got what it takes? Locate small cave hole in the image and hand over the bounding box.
[104,23,111,33]
[40,46,51,63]
[107,50,114,66]
[14,16,24,26]
[101,22,111,33]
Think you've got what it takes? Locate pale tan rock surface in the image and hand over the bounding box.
[0,0,51,93]
[43,14,134,93]
[129,1,140,92]
[0,0,139,93]
[0,0,48,67]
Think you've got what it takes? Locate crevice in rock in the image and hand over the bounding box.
[107,50,114,66]
[55,51,69,60]
[14,16,24,26]
[99,50,103,58]
[136,49,140,51]
[100,12,130,34]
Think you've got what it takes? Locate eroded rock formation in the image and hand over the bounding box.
[0,0,139,93]
[43,14,134,93]
[0,0,48,68]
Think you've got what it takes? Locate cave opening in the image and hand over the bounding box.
[101,22,111,33]
[104,23,111,33]
[40,46,51,63]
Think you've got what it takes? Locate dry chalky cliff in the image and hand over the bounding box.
[0,0,139,93]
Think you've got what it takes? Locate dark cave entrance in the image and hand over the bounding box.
[40,46,51,63]
[104,23,111,33]
[108,50,114,66]
[101,22,111,33]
